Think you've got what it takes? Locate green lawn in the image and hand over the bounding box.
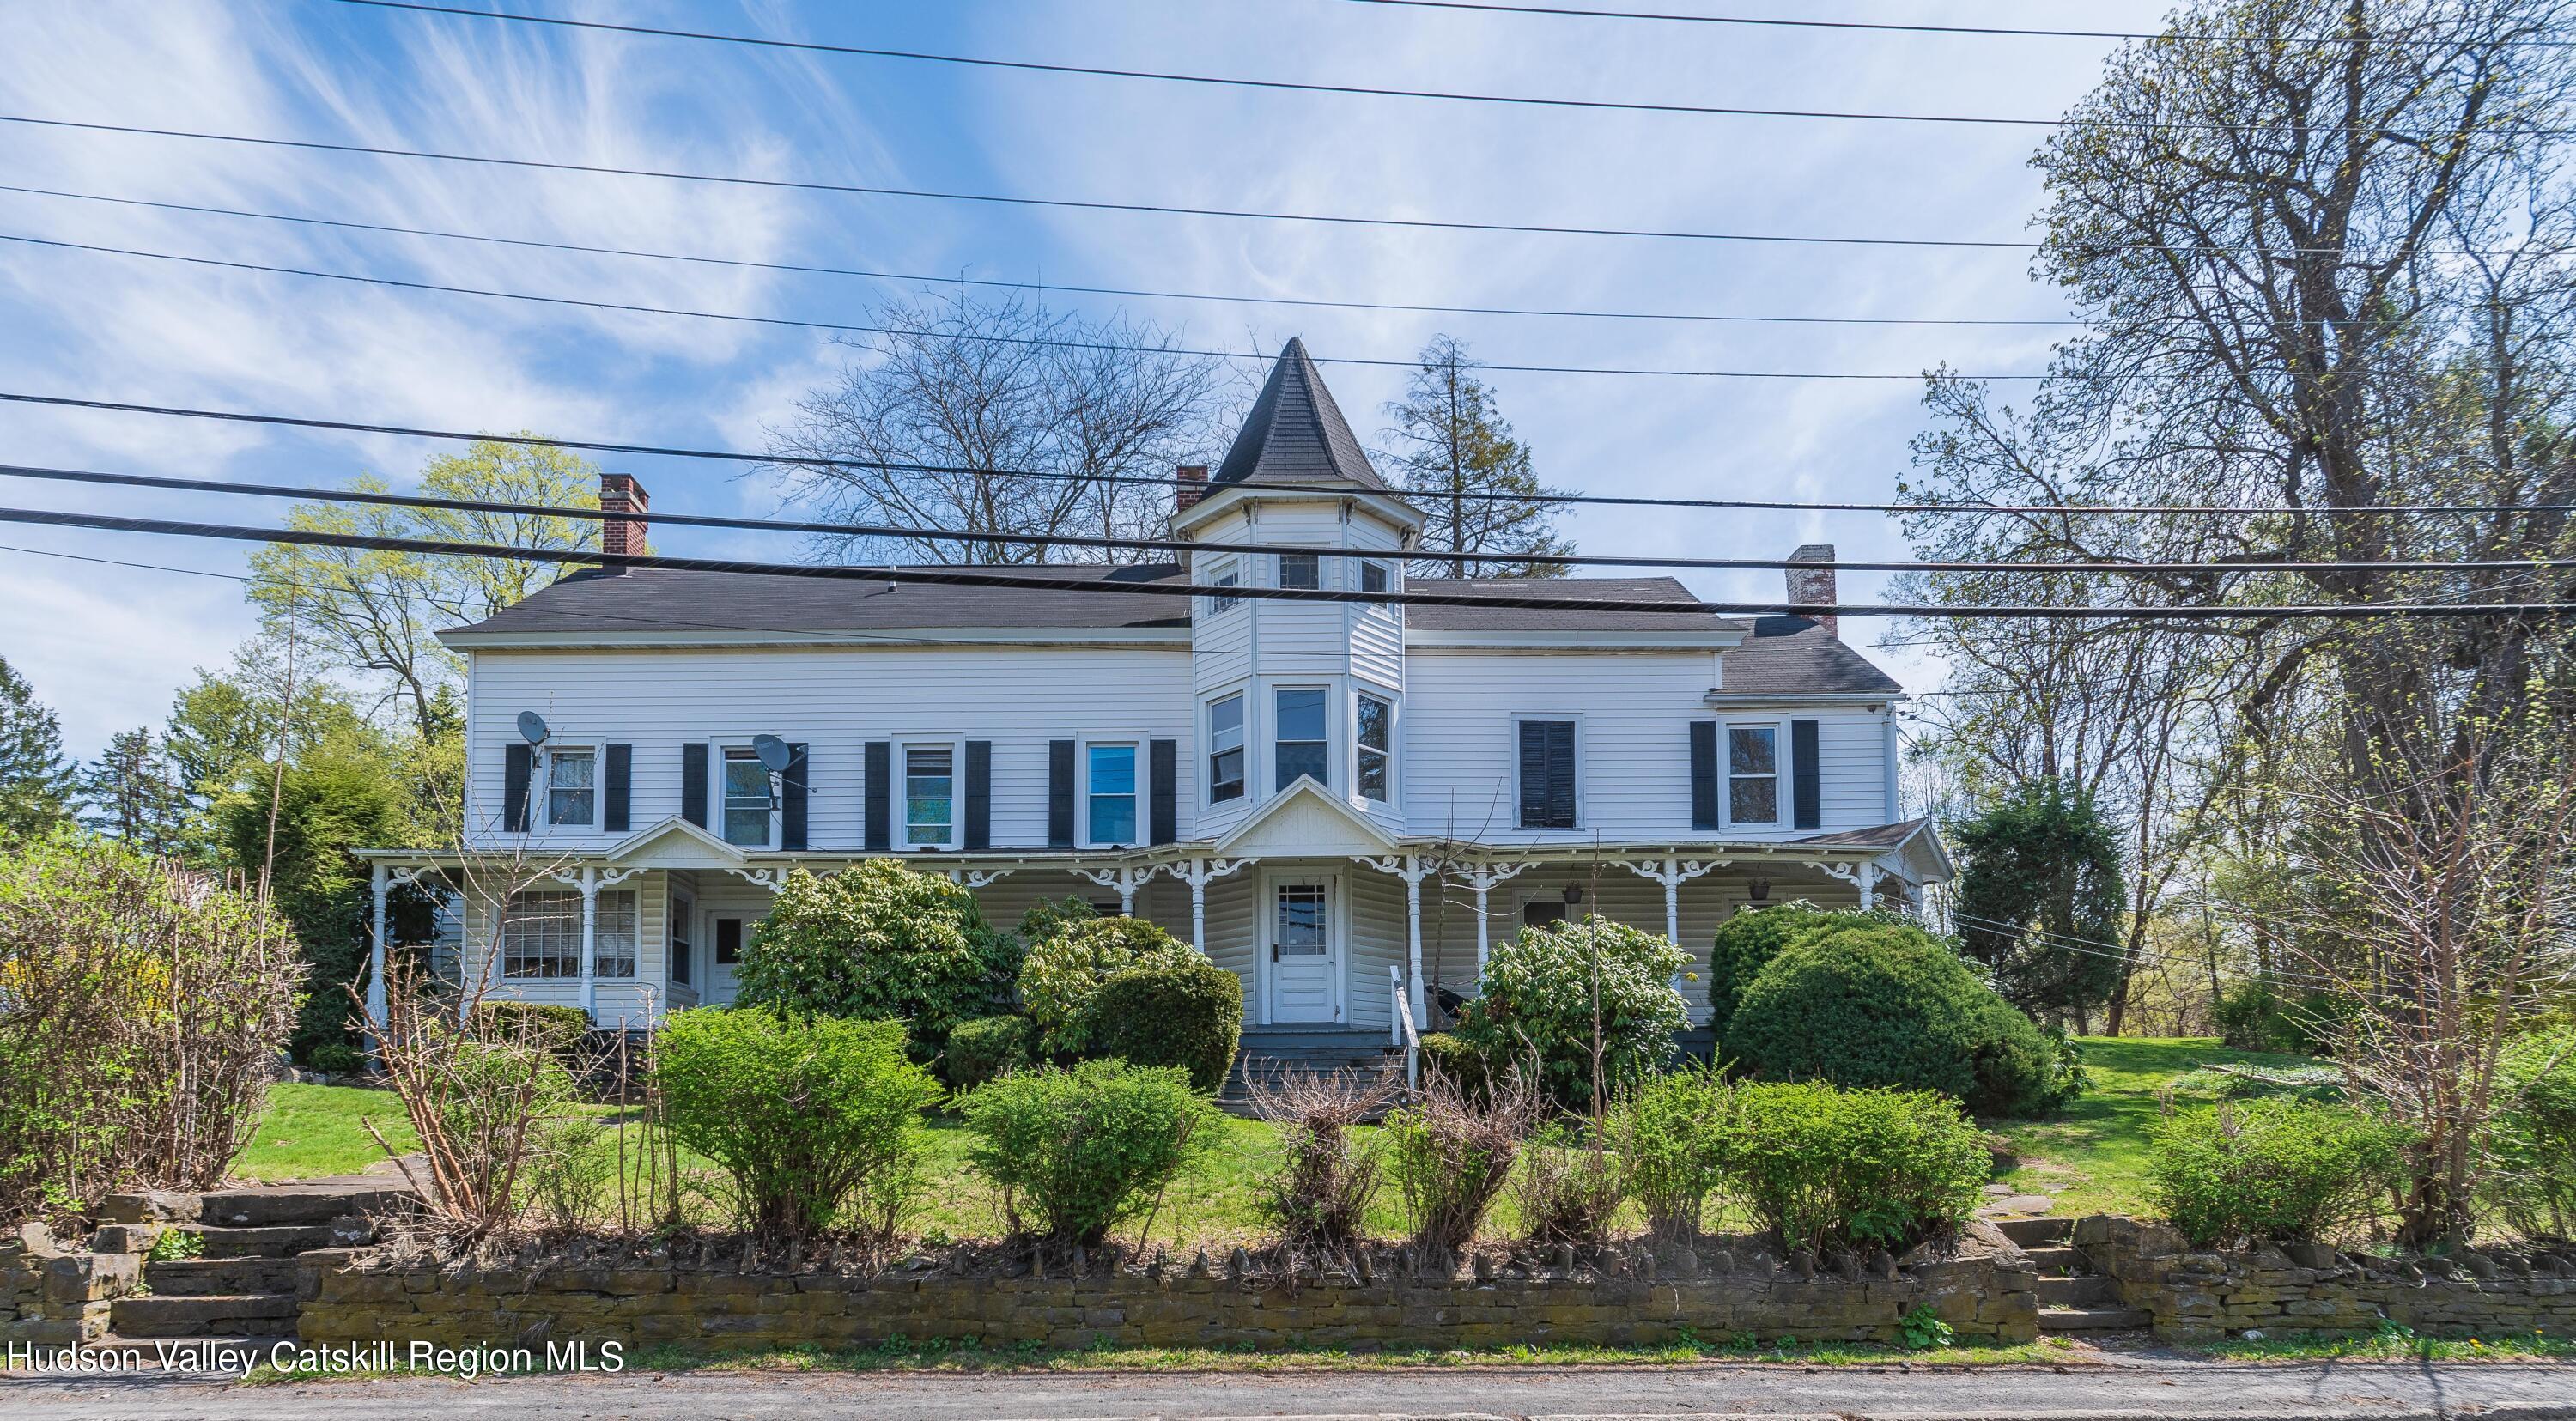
[238,1037,2285,1234]
[234,1083,420,1182]
[1987,1036,2315,1218]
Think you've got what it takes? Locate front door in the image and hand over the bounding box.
[1265,876,1340,1023]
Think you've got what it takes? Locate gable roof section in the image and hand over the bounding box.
[1409,576,1746,634]
[1212,338,1392,492]
[1209,776,1403,856]
[1722,616,1904,695]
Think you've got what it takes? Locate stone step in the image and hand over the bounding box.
[144,1255,301,1296]
[2038,1274,2117,1307]
[1995,1216,2070,1248]
[2024,1245,2089,1272]
[2038,1304,2153,1333]
[194,1184,415,1228]
[109,1292,299,1339]
[196,1224,337,1258]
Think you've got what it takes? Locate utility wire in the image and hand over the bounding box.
[3,503,2571,620]
[1334,0,2576,46]
[0,184,2081,330]
[11,461,2572,579]
[0,114,2518,258]
[330,0,2567,133]
[9,390,2573,519]
[0,232,2047,382]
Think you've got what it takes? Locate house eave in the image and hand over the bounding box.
[1701,690,1905,707]
[1410,629,1747,651]
[440,627,1196,651]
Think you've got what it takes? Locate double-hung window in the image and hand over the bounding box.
[500,890,580,979]
[545,748,595,827]
[1516,719,1578,829]
[720,748,771,847]
[1203,557,1242,615]
[1279,552,1320,591]
[905,744,957,847]
[1086,742,1139,846]
[1728,725,1781,826]
[1207,694,1246,804]
[1356,692,1394,803]
[593,890,637,979]
[1274,688,1328,791]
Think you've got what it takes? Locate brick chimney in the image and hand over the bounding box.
[1175,465,1209,513]
[600,473,649,569]
[1786,543,1837,636]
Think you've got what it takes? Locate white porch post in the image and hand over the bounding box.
[1119,872,1137,916]
[1858,862,1877,911]
[1473,877,1490,978]
[365,863,389,1060]
[1188,858,1207,952]
[1403,853,1425,1024]
[1662,857,1682,946]
[578,865,599,1021]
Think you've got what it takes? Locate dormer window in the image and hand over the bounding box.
[1279,552,1320,591]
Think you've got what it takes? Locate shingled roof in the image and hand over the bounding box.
[1211,337,1392,492]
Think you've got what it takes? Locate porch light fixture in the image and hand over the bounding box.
[1747,877,1771,903]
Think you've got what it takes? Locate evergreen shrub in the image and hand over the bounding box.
[1087,955,1243,1092]
[957,1059,1216,1244]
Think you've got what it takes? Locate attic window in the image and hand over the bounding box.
[1279,553,1320,591]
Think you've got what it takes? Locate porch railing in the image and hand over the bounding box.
[1388,964,1419,1090]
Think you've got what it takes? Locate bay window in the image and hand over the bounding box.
[1275,687,1328,791]
[1208,694,1246,804]
[1356,692,1393,803]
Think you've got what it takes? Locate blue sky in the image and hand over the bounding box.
[0,0,2173,756]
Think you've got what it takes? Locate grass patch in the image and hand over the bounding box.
[1986,1037,2313,1218]
[2193,1321,2576,1363]
[621,1333,2073,1375]
[234,1083,419,1182]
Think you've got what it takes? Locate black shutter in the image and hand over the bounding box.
[1149,738,1177,845]
[1546,722,1577,828]
[680,743,708,828]
[1689,722,1719,830]
[502,744,532,832]
[1792,719,1822,830]
[1048,740,1076,848]
[781,743,809,850]
[603,744,632,833]
[864,741,890,851]
[964,741,992,851]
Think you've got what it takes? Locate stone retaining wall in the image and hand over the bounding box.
[2077,1215,2576,1344]
[3,1224,141,1346]
[296,1247,2040,1352]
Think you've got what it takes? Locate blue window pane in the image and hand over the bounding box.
[1276,742,1329,790]
[1088,744,1135,794]
[1090,797,1136,843]
[1276,689,1326,741]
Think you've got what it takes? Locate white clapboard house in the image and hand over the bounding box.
[360,340,1947,1058]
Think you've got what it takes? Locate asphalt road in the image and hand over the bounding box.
[6,1361,2576,1420]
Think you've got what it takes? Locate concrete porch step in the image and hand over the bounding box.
[2038,1304,2152,1333]
[1995,1216,2070,1248]
[2038,1274,2117,1307]
[109,1292,300,1339]
[143,1255,301,1296]
[196,1223,339,1258]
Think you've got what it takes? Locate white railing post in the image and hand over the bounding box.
[365,863,389,1064]
[1389,963,1419,1090]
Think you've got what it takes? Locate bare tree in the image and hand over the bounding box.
[766,290,1229,564]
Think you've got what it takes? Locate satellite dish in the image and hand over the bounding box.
[516,711,550,746]
[751,734,794,774]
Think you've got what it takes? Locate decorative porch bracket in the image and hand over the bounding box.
[1077,861,1167,916]
[1616,858,1727,949]
[1815,859,1882,910]
[1460,859,1531,981]
[1353,853,1433,1023]
[1170,856,1249,954]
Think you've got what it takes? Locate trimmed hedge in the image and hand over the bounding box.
[943,1014,1035,1090]
[2148,1099,2413,1247]
[1728,922,2072,1118]
[1706,902,1847,1042]
[957,1059,1217,1244]
[1453,916,1687,1105]
[1018,908,1200,1059]
[1724,1080,1989,1255]
[1087,956,1244,1094]
[734,861,1018,1046]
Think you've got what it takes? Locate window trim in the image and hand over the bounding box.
[1353,687,1397,807]
[892,735,967,852]
[714,742,781,851]
[1076,734,1149,849]
[1204,689,1249,806]
[1358,558,1393,598]
[499,888,582,980]
[1510,713,1585,831]
[1277,551,1321,591]
[1272,683,1334,794]
[592,888,640,981]
[1200,556,1242,616]
[538,740,605,831]
[1722,718,1788,829]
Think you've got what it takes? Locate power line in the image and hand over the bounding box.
[1332,0,2576,47]
[12,460,2573,580]
[9,390,2573,519]
[3,502,2571,620]
[0,183,2081,330]
[0,113,2514,259]
[328,0,2556,134]
[0,231,2047,382]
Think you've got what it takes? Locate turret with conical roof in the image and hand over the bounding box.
[1211,338,1394,493]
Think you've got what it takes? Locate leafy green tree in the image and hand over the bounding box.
[736,861,1020,1047]
[247,441,601,739]
[0,656,73,846]
[1377,336,1572,578]
[1952,778,2128,1032]
[75,728,191,859]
